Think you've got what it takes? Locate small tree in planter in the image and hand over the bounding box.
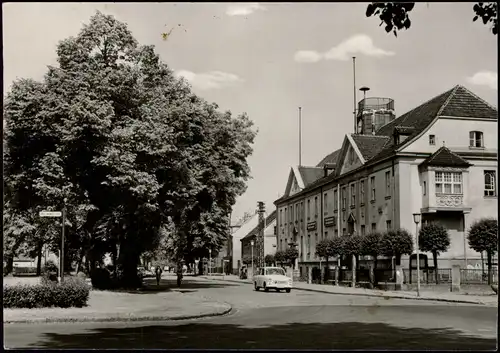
[360,232,383,285]
[343,234,363,285]
[381,229,414,279]
[468,218,498,285]
[327,237,345,283]
[418,223,450,284]
[274,250,287,268]
[264,254,275,266]
[284,247,299,269]
[315,239,330,283]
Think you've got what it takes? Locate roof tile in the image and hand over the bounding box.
[350,134,390,161]
[420,146,472,168]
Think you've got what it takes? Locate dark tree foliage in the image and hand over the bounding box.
[274,250,287,267]
[264,254,275,266]
[284,247,299,269]
[418,223,450,284]
[366,2,497,36]
[468,218,498,285]
[381,229,414,266]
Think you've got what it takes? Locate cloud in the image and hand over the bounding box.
[467,71,497,90]
[294,34,395,63]
[175,70,243,90]
[225,3,267,16]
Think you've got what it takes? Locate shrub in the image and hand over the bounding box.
[90,267,112,290]
[3,277,90,308]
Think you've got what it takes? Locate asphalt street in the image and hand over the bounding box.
[4,276,498,350]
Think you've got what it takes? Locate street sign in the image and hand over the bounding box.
[39,211,62,217]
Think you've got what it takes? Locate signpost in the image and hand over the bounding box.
[39,207,66,282]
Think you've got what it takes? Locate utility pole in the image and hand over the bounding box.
[257,201,265,268]
[298,107,302,167]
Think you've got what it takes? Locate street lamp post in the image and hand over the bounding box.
[209,249,212,277]
[413,213,422,297]
[251,240,255,278]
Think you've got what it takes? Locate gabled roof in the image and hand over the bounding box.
[316,149,341,167]
[241,210,277,241]
[274,85,497,205]
[298,166,324,186]
[419,146,472,168]
[350,134,390,162]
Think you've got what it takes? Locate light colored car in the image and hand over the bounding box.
[253,267,292,293]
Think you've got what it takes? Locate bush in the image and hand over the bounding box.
[90,268,112,290]
[3,277,90,308]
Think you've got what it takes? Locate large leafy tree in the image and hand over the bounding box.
[315,239,330,284]
[3,11,256,288]
[274,250,287,267]
[366,2,497,36]
[418,223,450,284]
[468,218,498,285]
[284,247,299,269]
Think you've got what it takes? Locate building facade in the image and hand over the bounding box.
[231,212,260,274]
[240,210,277,271]
[274,85,497,277]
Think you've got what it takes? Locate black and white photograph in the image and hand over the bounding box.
[2,2,498,350]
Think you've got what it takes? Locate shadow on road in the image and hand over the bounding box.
[131,278,239,294]
[25,321,496,349]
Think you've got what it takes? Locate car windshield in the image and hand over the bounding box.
[266,268,285,276]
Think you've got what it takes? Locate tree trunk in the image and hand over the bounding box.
[198,260,204,275]
[373,256,378,285]
[394,254,401,281]
[324,257,329,283]
[487,251,492,285]
[481,252,485,281]
[176,260,183,287]
[36,242,43,276]
[433,251,439,284]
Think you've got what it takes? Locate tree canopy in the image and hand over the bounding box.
[366,2,498,36]
[3,11,257,287]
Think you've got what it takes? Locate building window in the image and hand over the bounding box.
[280,209,283,224]
[314,196,318,217]
[386,220,392,230]
[385,171,391,196]
[429,135,435,145]
[370,176,376,201]
[301,202,304,221]
[324,231,328,239]
[307,235,311,256]
[484,170,497,196]
[469,131,484,148]
[296,203,299,222]
[324,193,328,213]
[274,226,277,235]
[307,200,311,219]
[361,225,365,235]
[371,223,376,232]
[435,171,462,194]
[342,228,346,236]
[285,207,287,224]
[349,148,355,164]
[335,229,339,237]
[350,183,356,206]
[360,180,365,204]
[280,239,283,250]
[342,187,347,209]
[290,205,293,222]
[423,181,426,196]
[334,189,338,210]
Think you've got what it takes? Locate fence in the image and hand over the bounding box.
[402,268,452,284]
[460,269,498,285]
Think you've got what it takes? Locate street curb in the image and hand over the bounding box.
[3,303,233,325]
[202,276,493,306]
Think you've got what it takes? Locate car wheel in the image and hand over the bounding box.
[263,283,269,292]
[285,288,291,293]
[254,282,260,291]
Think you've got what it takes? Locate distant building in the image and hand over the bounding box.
[275,85,498,278]
[241,210,277,266]
[231,212,260,274]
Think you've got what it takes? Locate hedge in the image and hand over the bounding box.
[12,267,37,276]
[3,277,90,309]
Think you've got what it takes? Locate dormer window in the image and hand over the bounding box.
[429,135,435,145]
[469,131,484,148]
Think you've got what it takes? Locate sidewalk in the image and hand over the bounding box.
[202,275,498,306]
[3,277,232,324]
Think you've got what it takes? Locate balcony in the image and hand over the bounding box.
[357,97,394,115]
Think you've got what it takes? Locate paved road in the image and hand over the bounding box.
[4,276,497,349]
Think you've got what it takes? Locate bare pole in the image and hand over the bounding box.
[353,57,357,134]
[298,107,302,167]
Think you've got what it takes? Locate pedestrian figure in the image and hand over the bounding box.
[155,265,162,286]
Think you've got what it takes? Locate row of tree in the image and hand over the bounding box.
[3,11,257,287]
[313,218,497,285]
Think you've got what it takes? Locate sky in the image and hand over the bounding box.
[3,2,498,224]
